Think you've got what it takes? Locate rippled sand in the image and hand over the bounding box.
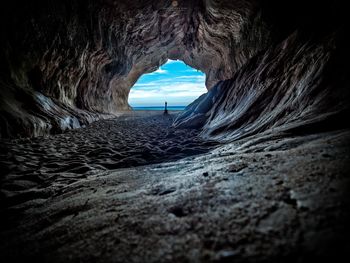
[0,111,218,205]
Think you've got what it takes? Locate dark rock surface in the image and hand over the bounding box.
[175,31,350,141]
[1,126,349,262]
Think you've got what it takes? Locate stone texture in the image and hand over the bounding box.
[1,126,349,262]
[0,0,277,138]
[1,0,347,139]
[174,31,350,142]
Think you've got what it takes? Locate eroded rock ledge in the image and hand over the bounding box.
[174,31,350,142]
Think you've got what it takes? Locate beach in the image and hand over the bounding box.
[0,111,218,203]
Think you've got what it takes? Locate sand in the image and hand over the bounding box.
[0,112,350,262]
[0,111,218,206]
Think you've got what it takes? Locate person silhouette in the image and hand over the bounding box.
[164,101,168,115]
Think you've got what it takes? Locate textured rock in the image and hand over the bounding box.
[1,0,347,139]
[0,0,280,138]
[174,31,350,142]
[1,0,347,138]
[1,125,349,262]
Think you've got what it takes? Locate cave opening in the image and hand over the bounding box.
[128,59,207,111]
[0,0,349,262]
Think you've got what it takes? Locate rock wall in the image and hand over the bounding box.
[174,30,350,142]
[0,0,347,138]
[174,1,349,141]
[0,0,269,138]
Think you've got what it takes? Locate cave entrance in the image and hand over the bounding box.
[128,60,206,111]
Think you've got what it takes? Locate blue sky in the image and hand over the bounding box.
[128,59,207,107]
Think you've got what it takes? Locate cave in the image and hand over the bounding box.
[0,0,349,262]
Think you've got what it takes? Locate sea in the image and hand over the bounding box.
[132,106,186,111]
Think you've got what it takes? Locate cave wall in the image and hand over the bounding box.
[173,1,349,141]
[0,0,347,138]
[174,30,350,142]
[0,0,272,138]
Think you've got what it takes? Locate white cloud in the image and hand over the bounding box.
[147,68,167,75]
[133,83,158,87]
[166,59,182,64]
[133,76,206,89]
[175,75,205,81]
[129,83,207,99]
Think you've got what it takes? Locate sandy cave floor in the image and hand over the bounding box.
[0,111,218,199]
[0,111,350,262]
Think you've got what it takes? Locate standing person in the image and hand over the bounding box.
[164,101,168,115]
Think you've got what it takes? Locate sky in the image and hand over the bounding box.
[128,59,207,107]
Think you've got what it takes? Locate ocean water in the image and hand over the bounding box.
[132,106,186,111]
